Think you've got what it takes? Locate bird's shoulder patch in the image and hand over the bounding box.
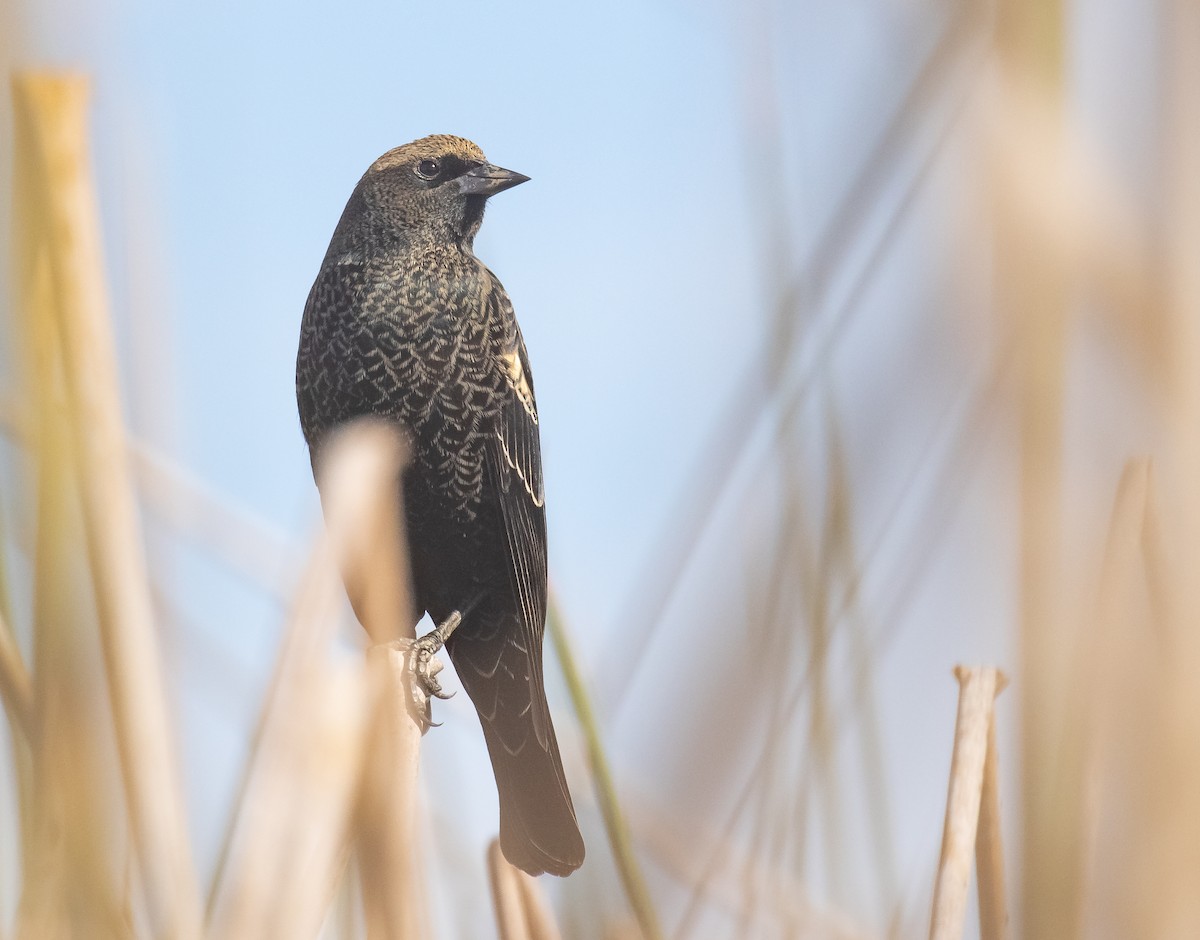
[500,348,538,425]
[492,337,544,508]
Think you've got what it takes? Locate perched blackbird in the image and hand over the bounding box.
[296,135,584,876]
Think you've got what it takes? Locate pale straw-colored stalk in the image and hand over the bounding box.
[12,70,200,937]
[986,7,1075,935]
[356,640,427,940]
[489,838,532,940]
[487,838,563,940]
[929,667,1007,940]
[312,420,426,939]
[204,522,369,938]
[975,695,1009,940]
[514,862,563,940]
[0,607,32,741]
[206,421,422,939]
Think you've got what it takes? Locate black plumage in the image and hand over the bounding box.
[296,135,584,876]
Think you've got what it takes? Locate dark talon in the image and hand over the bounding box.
[409,610,462,712]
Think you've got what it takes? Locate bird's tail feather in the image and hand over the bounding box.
[449,634,585,877]
[481,710,584,877]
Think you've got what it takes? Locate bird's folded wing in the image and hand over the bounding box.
[487,302,551,746]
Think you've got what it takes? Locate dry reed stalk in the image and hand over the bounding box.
[12,76,87,937]
[1070,459,1150,927]
[11,72,201,938]
[975,694,1008,940]
[316,422,413,649]
[929,666,1006,940]
[203,535,369,938]
[0,607,33,740]
[487,838,564,940]
[17,452,130,938]
[488,839,532,940]
[985,7,1079,934]
[1118,3,1200,933]
[10,175,129,933]
[514,862,563,940]
[1090,462,1151,645]
[357,642,426,940]
[487,838,562,940]
[310,421,426,939]
[984,12,1180,935]
[206,422,415,938]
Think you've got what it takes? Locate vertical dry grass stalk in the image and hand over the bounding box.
[489,839,531,940]
[515,855,563,940]
[312,421,425,939]
[987,0,1200,935]
[206,421,426,939]
[487,838,563,940]
[928,667,1007,940]
[987,20,1077,940]
[0,607,32,739]
[205,514,367,933]
[974,693,1008,940]
[984,6,1098,937]
[356,640,426,940]
[11,107,114,935]
[12,71,201,937]
[1131,3,1200,934]
[203,569,367,937]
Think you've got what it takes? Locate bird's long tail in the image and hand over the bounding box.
[448,631,585,877]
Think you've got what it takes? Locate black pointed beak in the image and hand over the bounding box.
[456,163,530,197]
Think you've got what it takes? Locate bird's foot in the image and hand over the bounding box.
[381,611,463,732]
[411,611,462,702]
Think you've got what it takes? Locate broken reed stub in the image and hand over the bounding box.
[930,666,1009,940]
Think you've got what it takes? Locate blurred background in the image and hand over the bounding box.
[2,0,1199,937]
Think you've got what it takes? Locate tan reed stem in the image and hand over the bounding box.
[206,422,409,938]
[0,607,33,741]
[976,696,1009,940]
[929,666,1007,940]
[314,420,425,940]
[514,862,563,940]
[12,71,201,938]
[489,838,532,940]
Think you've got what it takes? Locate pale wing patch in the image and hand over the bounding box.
[501,349,538,424]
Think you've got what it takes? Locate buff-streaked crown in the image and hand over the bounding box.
[367,134,487,175]
[329,134,529,254]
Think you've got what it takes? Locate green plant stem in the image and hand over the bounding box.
[547,589,662,940]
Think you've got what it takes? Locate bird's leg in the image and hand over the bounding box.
[410,610,462,702]
[381,612,463,733]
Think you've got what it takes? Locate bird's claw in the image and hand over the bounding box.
[414,655,455,701]
[405,611,463,729]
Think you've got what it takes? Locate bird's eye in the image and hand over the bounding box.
[415,159,441,181]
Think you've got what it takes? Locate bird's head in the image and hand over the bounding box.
[350,135,529,249]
